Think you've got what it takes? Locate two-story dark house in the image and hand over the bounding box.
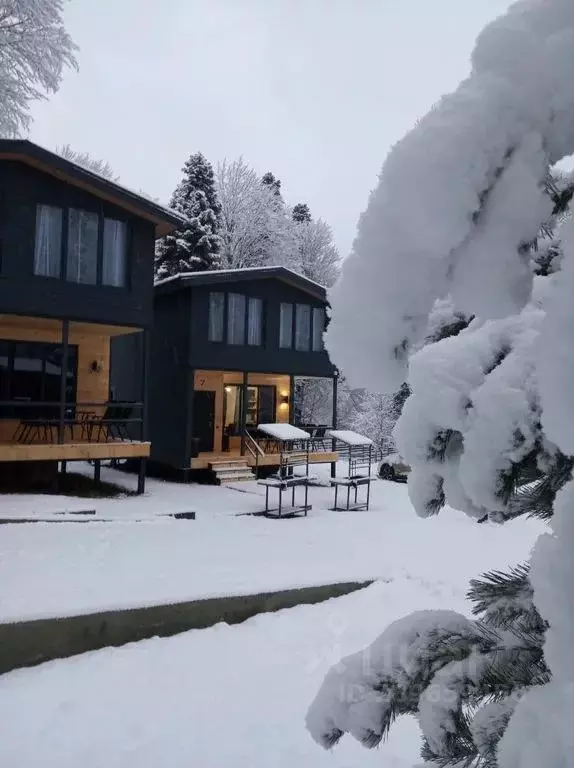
[0,139,185,492]
[114,267,337,481]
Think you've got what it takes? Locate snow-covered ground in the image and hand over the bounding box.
[0,579,489,768]
[0,463,543,622]
[0,463,544,766]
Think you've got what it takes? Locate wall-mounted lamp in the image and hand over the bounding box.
[90,360,104,373]
[225,386,232,393]
[280,394,289,406]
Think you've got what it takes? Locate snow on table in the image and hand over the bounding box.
[0,465,543,623]
[328,429,373,445]
[0,579,467,768]
[257,423,311,440]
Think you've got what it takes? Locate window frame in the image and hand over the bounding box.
[227,292,247,346]
[208,291,226,343]
[33,203,131,289]
[207,291,266,347]
[279,301,327,353]
[312,306,326,351]
[279,302,294,349]
[247,296,263,347]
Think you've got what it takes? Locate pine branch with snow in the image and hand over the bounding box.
[307,564,548,768]
[314,0,574,765]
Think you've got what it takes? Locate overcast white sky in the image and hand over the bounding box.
[29,0,513,256]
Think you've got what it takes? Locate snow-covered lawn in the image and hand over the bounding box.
[0,579,489,768]
[0,464,543,622]
[0,464,545,766]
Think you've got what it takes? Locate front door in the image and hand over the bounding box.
[193,390,216,453]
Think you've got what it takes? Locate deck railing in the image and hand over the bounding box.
[0,401,144,445]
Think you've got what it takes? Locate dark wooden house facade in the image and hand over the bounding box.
[0,139,184,492]
[114,267,337,478]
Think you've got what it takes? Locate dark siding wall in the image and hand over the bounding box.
[146,292,192,468]
[110,332,144,403]
[0,160,155,327]
[188,278,333,377]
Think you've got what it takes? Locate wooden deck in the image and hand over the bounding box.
[190,450,337,470]
[0,441,150,462]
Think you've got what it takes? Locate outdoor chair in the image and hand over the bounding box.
[84,404,133,442]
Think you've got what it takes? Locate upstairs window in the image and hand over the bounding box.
[209,292,264,346]
[208,292,225,342]
[279,302,293,349]
[247,297,263,346]
[228,293,246,345]
[103,219,128,287]
[312,307,325,351]
[34,205,62,278]
[67,209,98,284]
[33,205,128,288]
[280,302,325,352]
[295,304,311,351]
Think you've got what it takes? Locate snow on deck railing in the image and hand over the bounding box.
[327,430,373,446]
[257,423,311,441]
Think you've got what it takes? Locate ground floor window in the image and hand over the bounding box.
[0,340,78,418]
[223,384,276,435]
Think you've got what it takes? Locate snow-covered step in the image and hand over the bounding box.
[210,461,250,472]
[214,470,255,483]
[208,458,255,483]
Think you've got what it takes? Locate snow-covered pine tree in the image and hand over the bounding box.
[261,171,282,199]
[0,0,78,137]
[292,203,312,224]
[307,1,574,765]
[155,153,222,279]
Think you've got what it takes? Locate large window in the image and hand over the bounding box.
[280,302,326,352]
[103,219,128,287]
[208,292,264,346]
[208,292,225,342]
[279,302,293,349]
[228,293,246,345]
[67,209,99,284]
[0,340,78,418]
[223,384,276,434]
[295,304,311,351]
[33,205,129,288]
[247,297,263,346]
[312,307,325,351]
[34,205,62,278]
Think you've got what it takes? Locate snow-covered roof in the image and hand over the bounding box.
[0,139,186,238]
[328,430,373,446]
[154,266,327,300]
[257,423,311,441]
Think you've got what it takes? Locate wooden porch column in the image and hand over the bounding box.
[240,371,248,455]
[58,320,70,444]
[331,371,339,479]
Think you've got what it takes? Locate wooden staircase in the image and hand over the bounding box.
[209,458,255,484]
